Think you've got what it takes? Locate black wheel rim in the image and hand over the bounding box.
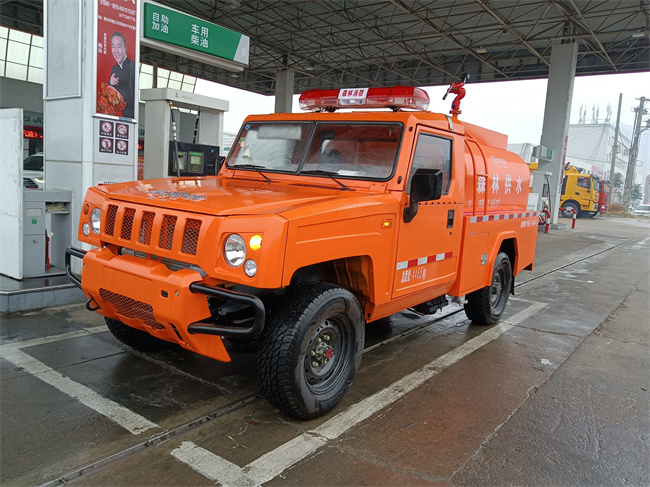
[304,315,353,395]
[490,267,505,309]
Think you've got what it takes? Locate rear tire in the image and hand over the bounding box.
[105,317,171,352]
[257,282,364,419]
[464,252,512,325]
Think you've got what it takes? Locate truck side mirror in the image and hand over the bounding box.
[404,168,443,223]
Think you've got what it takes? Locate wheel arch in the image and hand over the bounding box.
[562,199,581,211]
[497,238,516,294]
[288,255,376,305]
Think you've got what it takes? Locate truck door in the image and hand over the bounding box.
[575,176,592,209]
[392,129,463,299]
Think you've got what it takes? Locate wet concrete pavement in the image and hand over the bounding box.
[1,215,648,486]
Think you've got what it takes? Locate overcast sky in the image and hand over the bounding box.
[195,71,650,175]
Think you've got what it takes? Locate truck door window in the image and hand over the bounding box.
[577,177,590,189]
[407,133,452,195]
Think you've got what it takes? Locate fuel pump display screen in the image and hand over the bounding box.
[168,142,219,177]
[188,152,204,173]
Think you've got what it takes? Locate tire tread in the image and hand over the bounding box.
[257,282,362,419]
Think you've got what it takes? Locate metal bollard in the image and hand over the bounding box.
[572,210,577,229]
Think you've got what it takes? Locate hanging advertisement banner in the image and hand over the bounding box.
[95,0,139,121]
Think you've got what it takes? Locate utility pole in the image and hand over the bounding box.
[622,97,648,209]
[608,93,622,205]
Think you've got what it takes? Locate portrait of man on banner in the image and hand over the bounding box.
[95,0,138,120]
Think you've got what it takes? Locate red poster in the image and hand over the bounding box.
[96,0,138,120]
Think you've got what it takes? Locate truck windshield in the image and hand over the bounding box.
[227,121,403,180]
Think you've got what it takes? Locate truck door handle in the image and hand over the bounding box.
[447,209,455,229]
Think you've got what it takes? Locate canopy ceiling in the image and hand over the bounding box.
[2,0,649,95]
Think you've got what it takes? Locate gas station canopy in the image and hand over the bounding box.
[1,0,649,94]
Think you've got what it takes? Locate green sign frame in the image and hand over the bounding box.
[142,2,249,66]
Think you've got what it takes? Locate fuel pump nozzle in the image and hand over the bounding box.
[169,101,181,178]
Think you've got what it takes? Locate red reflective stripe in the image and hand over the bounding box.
[397,252,453,270]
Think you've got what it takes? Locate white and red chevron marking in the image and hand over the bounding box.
[469,211,537,223]
[397,251,453,271]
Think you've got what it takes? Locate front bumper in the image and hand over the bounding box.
[66,246,265,361]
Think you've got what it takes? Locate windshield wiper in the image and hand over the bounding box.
[299,170,350,191]
[232,164,271,183]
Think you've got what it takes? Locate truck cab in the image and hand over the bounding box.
[66,85,538,419]
[560,165,601,217]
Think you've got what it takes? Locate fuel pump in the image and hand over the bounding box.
[140,88,229,180]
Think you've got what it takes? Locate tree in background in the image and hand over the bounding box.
[611,173,623,203]
[631,183,643,205]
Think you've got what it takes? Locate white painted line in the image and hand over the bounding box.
[170,442,244,485]
[631,236,650,250]
[558,277,594,284]
[171,302,547,487]
[1,347,159,435]
[0,326,107,353]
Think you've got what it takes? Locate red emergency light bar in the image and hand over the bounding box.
[299,85,430,112]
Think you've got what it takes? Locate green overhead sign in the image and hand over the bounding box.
[142,2,249,66]
[533,145,554,162]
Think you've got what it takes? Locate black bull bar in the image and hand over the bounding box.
[65,246,265,337]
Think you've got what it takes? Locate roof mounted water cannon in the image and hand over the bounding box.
[443,74,470,117]
[299,85,430,112]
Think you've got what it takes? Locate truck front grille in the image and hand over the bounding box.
[101,204,204,259]
[99,288,165,330]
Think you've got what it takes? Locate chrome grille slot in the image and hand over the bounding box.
[182,219,202,255]
[159,215,177,250]
[105,205,118,236]
[139,211,155,244]
[121,208,136,240]
[99,288,165,330]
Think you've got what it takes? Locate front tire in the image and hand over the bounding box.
[257,282,364,419]
[105,317,171,352]
[464,252,512,325]
[561,201,580,218]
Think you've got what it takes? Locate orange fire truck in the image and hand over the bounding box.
[67,83,538,419]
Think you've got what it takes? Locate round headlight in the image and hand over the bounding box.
[224,234,246,267]
[82,222,90,236]
[90,208,101,234]
[244,259,257,277]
